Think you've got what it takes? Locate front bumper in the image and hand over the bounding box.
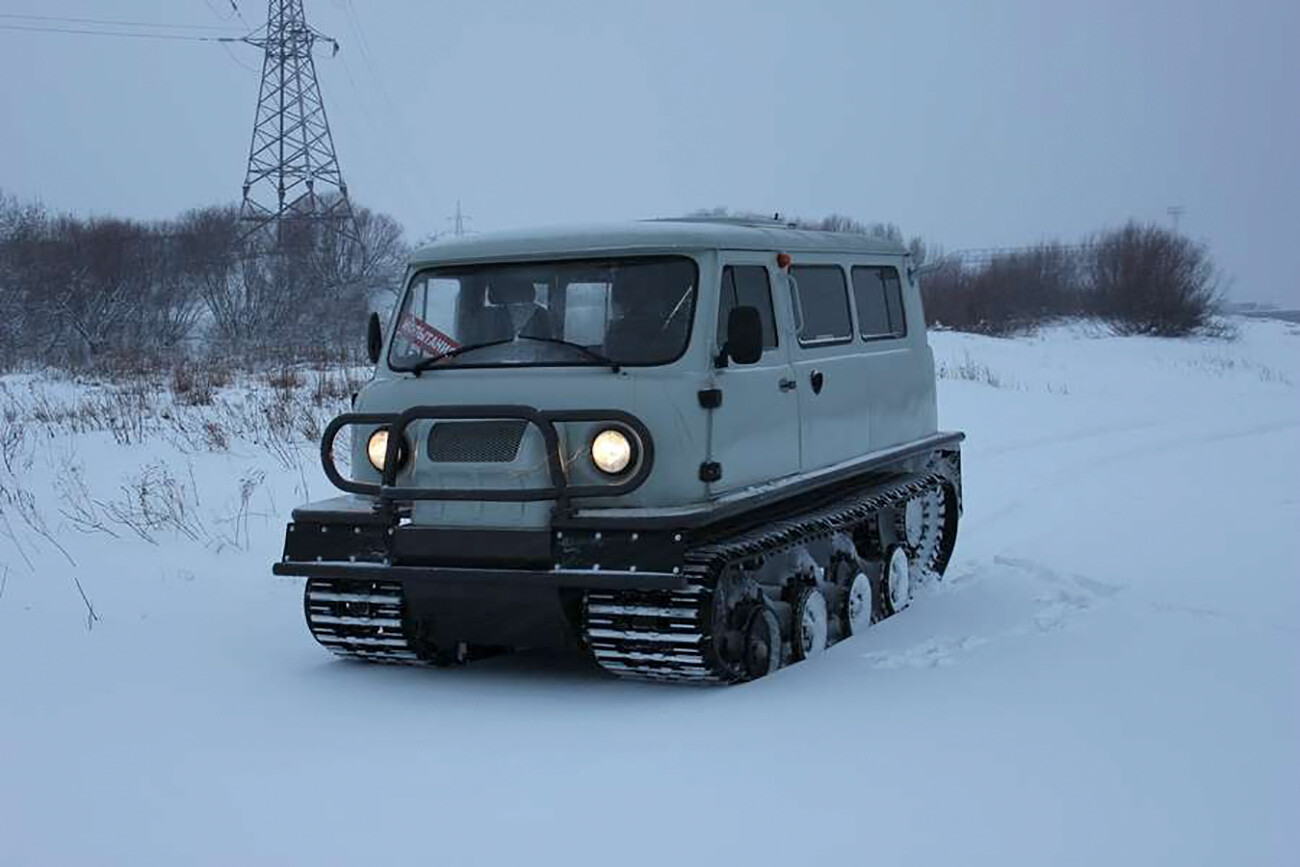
[271,496,691,592]
[274,506,690,649]
[271,560,688,591]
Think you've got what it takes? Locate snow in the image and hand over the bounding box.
[2,319,1298,866]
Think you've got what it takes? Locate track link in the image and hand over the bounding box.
[583,471,956,684]
[304,577,425,664]
[583,586,723,683]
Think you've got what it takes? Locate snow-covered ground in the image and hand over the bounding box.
[2,319,1297,866]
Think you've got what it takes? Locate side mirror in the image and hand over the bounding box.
[367,312,383,364]
[723,306,763,366]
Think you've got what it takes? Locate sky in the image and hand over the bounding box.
[1,0,1296,305]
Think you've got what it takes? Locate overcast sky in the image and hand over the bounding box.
[1,0,1296,304]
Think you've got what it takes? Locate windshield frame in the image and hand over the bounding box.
[386,254,701,373]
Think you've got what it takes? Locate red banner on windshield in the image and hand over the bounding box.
[397,313,461,357]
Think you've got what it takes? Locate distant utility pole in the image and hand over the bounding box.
[449,200,472,236]
[239,0,359,244]
[1167,205,1185,233]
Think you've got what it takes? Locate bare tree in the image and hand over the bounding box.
[920,243,1083,335]
[0,190,410,369]
[1084,222,1221,336]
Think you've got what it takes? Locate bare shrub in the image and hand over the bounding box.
[0,188,407,372]
[298,406,322,442]
[267,366,303,391]
[202,420,231,451]
[171,362,212,406]
[1084,223,1221,337]
[206,362,233,390]
[56,464,120,539]
[0,415,26,475]
[309,365,362,406]
[251,387,317,468]
[936,352,1006,388]
[99,462,208,545]
[101,385,154,445]
[921,243,1082,335]
[170,360,233,407]
[214,469,267,551]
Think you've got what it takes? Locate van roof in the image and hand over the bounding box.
[409,218,909,266]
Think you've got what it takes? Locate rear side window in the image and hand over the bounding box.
[717,265,778,350]
[852,266,907,339]
[791,265,852,345]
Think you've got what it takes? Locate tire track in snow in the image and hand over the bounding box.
[862,556,1123,669]
[862,547,1300,671]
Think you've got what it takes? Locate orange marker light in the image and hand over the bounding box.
[776,253,792,270]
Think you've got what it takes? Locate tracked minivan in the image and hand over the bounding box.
[273,218,964,683]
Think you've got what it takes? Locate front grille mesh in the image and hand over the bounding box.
[427,420,528,463]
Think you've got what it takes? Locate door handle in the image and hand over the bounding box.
[810,370,825,395]
[778,377,797,392]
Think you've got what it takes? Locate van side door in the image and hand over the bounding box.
[708,256,801,493]
[785,262,865,472]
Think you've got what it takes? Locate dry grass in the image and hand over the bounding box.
[1,358,368,471]
[937,353,1007,388]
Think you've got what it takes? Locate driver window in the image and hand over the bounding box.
[717,265,778,351]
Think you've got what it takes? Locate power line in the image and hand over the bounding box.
[198,0,260,74]
[334,51,429,223]
[343,1,379,74]
[227,1,254,30]
[339,0,442,230]
[0,23,243,42]
[202,0,236,21]
[0,12,242,32]
[218,39,260,74]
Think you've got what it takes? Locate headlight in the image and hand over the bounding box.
[591,428,635,475]
[366,427,407,472]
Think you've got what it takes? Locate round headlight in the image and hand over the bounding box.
[591,428,635,475]
[366,428,405,472]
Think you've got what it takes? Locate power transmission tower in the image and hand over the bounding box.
[239,0,358,244]
[449,200,472,236]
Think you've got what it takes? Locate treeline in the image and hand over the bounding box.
[695,208,1222,338]
[1,197,1225,374]
[0,189,408,370]
[922,223,1222,337]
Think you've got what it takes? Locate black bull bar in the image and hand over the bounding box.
[319,405,655,510]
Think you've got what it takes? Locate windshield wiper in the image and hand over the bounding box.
[516,335,622,372]
[407,338,516,374]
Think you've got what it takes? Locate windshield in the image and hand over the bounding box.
[388,256,698,370]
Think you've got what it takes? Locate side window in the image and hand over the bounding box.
[851,266,907,340]
[717,265,778,350]
[790,265,852,346]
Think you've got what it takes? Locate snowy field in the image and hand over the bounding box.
[2,319,1297,866]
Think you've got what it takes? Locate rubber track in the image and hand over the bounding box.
[583,472,950,684]
[304,577,426,664]
[303,473,953,678]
